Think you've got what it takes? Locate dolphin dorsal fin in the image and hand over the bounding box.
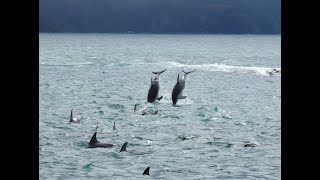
[113,121,116,131]
[70,108,73,122]
[120,142,128,152]
[134,104,138,112]
[177,74,180,83]
[95,122,99,131]
[142,167,150,175]
[89,132,99,145]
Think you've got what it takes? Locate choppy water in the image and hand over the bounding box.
[39,34,281,179]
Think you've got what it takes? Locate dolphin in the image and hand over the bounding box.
[119,141,154,156]
[69,108,84,123]
[142,167,150,175]
[88,132,114,148]
[171,69,195,105]
[95,121,119,135]
[147,69,166,103]
[134,103,148,115]
[95,122,99,131]
[120,142,128,152]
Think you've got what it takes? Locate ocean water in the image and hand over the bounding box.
[39,34,281,180]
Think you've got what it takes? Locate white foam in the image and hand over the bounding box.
[40,62,94,66]
[167,61,281,77]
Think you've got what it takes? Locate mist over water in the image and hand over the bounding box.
[40,34,280,179]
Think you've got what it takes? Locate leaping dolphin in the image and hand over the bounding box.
[147,69,166,103]
[171,69,196,105]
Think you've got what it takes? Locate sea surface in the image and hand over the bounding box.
[39,34,281,180]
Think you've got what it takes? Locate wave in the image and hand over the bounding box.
[40,62,94,66]
[167,61,281,77]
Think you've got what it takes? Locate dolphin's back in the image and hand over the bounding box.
[88,143,113,148]
[172,82,184,105]
[147,83,159,103]
[94,143,113,148]
[147,69,166,103]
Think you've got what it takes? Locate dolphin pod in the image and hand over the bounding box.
[119,141,150,176]
[87,131,151,176]
[117,140,151,176]
[65,67,261,176]
[67,68,197,176]
[146,68,195,105]
[147,68,195,105]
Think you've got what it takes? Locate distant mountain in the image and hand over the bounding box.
[39,21,59,32]
[39,0,281,34]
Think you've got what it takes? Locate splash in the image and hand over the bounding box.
[167,61,281,77]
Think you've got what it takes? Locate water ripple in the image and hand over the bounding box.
[40,34,280,180]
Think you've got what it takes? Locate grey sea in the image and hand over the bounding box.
[39,34,281,180]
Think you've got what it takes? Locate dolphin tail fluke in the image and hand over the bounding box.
[142,167,150,175]
[120,142,128,152]
[152,68,167,75]
[182,69,196,74]
[180,96,187,99]
[89,132,99,146]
